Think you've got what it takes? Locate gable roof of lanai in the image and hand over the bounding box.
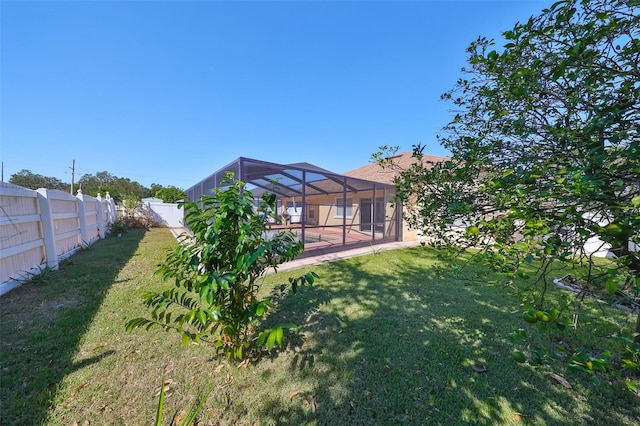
[184,156,396,202]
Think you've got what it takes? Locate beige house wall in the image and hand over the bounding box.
[342,151,451,243]
[295,194,421,243]
[399,195,419,242]
[402,224,419,241]
[281,189,399,239]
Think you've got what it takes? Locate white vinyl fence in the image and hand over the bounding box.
[141,197,184,228]
[0,182,117,296]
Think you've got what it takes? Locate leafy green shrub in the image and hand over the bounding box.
[108,220,129,236]
[126,174,317,360]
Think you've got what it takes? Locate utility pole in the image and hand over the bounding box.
[70,159,75,194]
[1,162,4,182]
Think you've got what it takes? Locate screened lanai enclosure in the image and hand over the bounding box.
[185,157,402,257]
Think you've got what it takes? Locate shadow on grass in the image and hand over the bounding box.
[253,246,640,425]
[0,229,146,424]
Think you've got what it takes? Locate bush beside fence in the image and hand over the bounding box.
[0,182,117,296]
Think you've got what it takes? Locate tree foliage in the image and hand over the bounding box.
[78,171,150,203]
[377,0,639,389]
[9,169,184,207]
[126,174,316,360]
[152,185,186,203]
[9,169,67,191]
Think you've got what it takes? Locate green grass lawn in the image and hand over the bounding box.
[1,228,638,425]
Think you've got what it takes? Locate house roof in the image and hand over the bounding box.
[344,152,450,185]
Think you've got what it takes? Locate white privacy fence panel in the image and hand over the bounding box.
[104,195,117,223]
[97,193,117,227]
[41,189,83,257]
[141,199,184,228]
[0,185,46,289]
[0,183,117,296]
[77,193,103,243]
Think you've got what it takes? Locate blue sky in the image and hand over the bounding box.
[1,0,553,189]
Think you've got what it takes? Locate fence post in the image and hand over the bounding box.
[36,188,59,270]
[96,193,106,238]
[76,189,89,245]
[111,198,117,223]
[106,192,118,224]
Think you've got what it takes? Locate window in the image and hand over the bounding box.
[335,198,353,219]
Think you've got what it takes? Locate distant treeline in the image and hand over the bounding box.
[8,169,185,204]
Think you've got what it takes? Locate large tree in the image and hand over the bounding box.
[77,171,151,203]
[152,184,186,203]
[77,171,114,196]
[378,0,639,387]
[8,169,176,205]
[9,169,68,191]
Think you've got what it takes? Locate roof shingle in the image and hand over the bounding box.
[344,152,449,185]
